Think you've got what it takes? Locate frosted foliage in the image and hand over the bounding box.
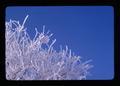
[6,15,93,80]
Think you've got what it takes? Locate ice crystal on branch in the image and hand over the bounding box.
[5,15,93,80]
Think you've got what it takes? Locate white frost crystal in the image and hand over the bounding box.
[5,15,93,80]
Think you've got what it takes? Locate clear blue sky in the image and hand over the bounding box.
[6,6,114,80]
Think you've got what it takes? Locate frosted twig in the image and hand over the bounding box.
[19,15,29,32]
[48,39,56,52]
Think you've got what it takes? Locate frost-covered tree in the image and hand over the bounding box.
[5,15,93,80]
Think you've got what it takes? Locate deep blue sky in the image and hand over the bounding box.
[6,6,114,80]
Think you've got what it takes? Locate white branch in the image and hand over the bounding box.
[19,15,29,32]
[48,39,56,52]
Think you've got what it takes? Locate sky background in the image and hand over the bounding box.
[6,6,114,80]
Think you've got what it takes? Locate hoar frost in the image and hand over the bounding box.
[5,15,93,80]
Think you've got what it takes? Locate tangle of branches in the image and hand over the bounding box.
[5,15,93,80]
